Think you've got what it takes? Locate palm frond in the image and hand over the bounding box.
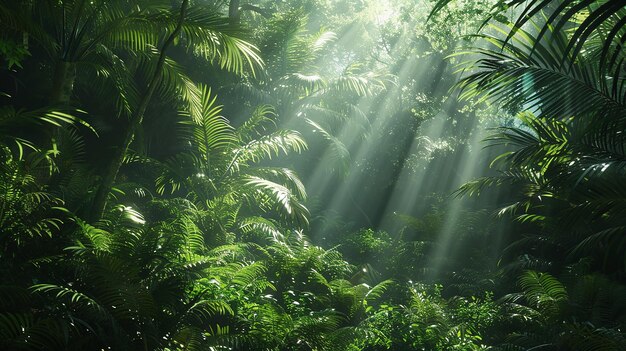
[238,216,282,241]
[31,284,111,319]
[306,118,351,172]
[432,0,626,72]
[242,176,309,226]
[235,104,276,141]
[132,52,203,122]
[518,271,567,316]
[180,84,236,154]
[0,106,94,139]
[326,68,386,97]
[176,4,262,75]
[245,167,307,200]
[454,22,626,124]
[230,129,307,167]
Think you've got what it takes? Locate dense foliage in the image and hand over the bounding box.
[0,0,625,350]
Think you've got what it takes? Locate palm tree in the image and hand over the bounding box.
[88,0,264,221]
[0,0,260,104]
[226,9,387,172]
[433,0,626,58]
[1,0,264,221]
[152,84,309,243]
[431,3,626,348]
[1,0,160,104]
[451,16,626,272]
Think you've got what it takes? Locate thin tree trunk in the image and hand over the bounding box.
[50,60,76,104]
[89,0,190,222]
[229,0,240,20]
[427,55,448,96]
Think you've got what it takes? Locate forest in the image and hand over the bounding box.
[0,0,625,350]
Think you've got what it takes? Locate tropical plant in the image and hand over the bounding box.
[354,282,495,351]
[243,228,393,351]
[4,1,626,350]
[88,0,265,220]
[0,0,260,104]
[493,270,626,351]
[432,0,626,69]
[153,85,309,243]
[450,14,626,272]
[429,1,626,347]
[1,0,265,221]
[226,8,388,173]
[0,205,269,350]
[0,146,66,269]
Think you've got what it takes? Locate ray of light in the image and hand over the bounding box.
[271,1,506,277]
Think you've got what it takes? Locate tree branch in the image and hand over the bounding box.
[240,4,272,18]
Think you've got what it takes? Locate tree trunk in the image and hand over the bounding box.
[229,0,240,21]
[427,54,448,96]
[50,60,76,104]
[89,0,190,222]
